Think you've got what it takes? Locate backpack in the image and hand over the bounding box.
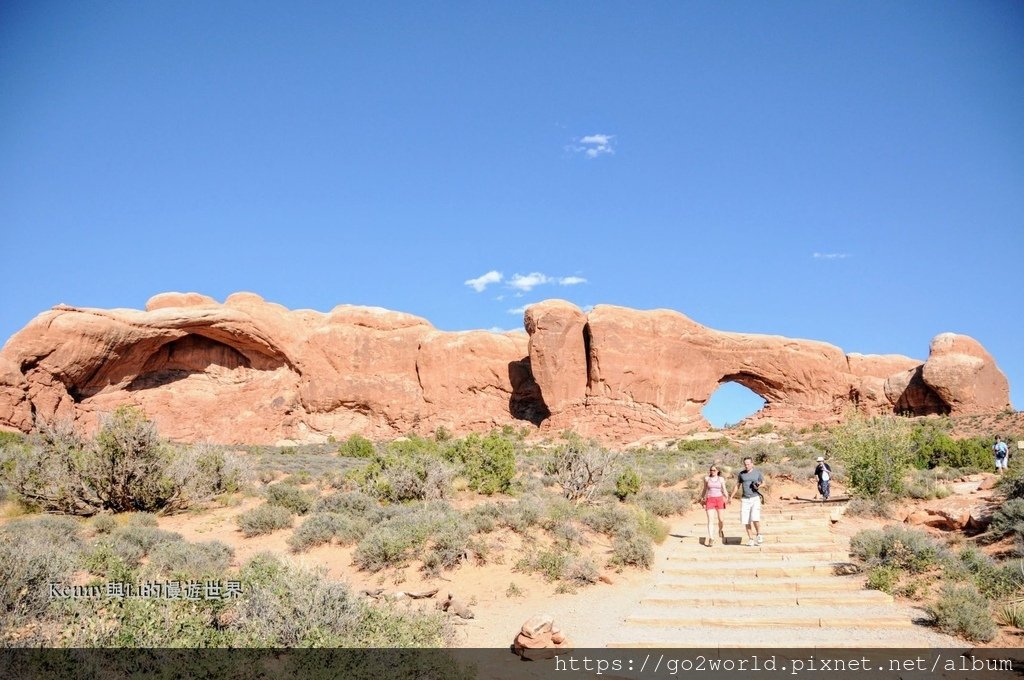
[996,442,1008,459]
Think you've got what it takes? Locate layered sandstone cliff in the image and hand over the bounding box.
[0,294,1011,444]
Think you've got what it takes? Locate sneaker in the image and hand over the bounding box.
[746,538,756,547]
[756,535,764,545]
[707,538,715,547]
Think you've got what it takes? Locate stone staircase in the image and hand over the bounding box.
[606,503,959,648]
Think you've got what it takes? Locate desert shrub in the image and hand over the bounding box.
[990,498,1024,539]
[237,504,294,537]
[830,415,915,500]
[338,434,376,458]
[126,512,159,527]
[549,520,586,548]
[265,483,316,515]
[515,549,569,582]
[926,584,996,642]
[312,490,381,519]
[92,514,117,534]
[289,512,370,553]
[850,526,946,573]
[233,553,451,646]
[996,603,1024,629]
[464,502,503,533]
[614,468,642,501]
[609,528,655,569]
[0,408,243,515]
[496,497,544,533]
[350,437,456,502]
[581,504,633,536]
[114,525,183,553]
[284,470,313,485]
[1,516,83,619]
[81,540,137,581]
[551,434,620,504]
[844,497,893,518]
[352,504,458,572]
[444,432,518,495]
[906,471,952,500]
[865,565,900,594]
[421,524,470,574]
[676,438,728,454]
[957,545,1024,599]
[564,555,599,585]
[910,423,990,470]
[634,489,691,516]
[147,540,234,577]
[999,467,1024,500]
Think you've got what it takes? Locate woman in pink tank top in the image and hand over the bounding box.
[699,464,729,547]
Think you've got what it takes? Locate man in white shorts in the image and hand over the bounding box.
[730,456,765,546]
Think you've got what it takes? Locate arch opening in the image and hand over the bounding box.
[703,380,767,428]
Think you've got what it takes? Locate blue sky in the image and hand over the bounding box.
[1,1,1021,426]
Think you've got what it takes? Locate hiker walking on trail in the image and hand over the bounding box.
[730,457,765,546]
[993,436,1010,475]
[813,456,832,501]
[699,464,729,547]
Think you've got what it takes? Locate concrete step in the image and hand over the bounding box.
[641,591,893,607]
[667,551,851,562]
[675,536,846,549]
[663,562,839,578]
[655,576,867,592]
[626,610,912,629]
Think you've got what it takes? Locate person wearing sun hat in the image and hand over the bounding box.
[813,455,832,501]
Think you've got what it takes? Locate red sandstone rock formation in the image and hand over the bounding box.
[0,293,1011,444]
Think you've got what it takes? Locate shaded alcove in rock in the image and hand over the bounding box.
[702,381,767,428]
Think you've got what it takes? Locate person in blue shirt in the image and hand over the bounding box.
[993,436,1010,475]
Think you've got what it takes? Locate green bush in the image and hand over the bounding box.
[865,565,900,594]
[957,545,1024,600]
[312,490,382,520]
[910,423,990,470]
[126,512,159,527]
[237,505,294,537]
[926,584,996,642]
[515,549,569,582]
[338,434,376,459]
[850,526,945,573]
[81,540,137,581]
[421,525,470,574]
[350,437,455,502]
[265,484,316,515]
[444,432,517,495]
[830,416,915,500]
[614,468,642,501]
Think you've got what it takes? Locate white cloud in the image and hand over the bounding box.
[558,276,587,286]
[507,303,537,315]
[581,304,595,313]
[812,252,851,260]
[465,270,503,292]
[508,272,551,292]
[487,326,527,334]
[573,133,615,158]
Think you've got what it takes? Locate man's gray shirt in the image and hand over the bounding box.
[737,468,764,499]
